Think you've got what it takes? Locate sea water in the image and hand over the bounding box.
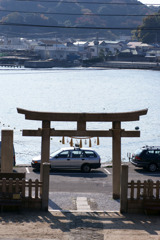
[0,67,159,164]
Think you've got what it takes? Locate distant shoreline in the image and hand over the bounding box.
[0,61,159,70]
[83,61,160,71]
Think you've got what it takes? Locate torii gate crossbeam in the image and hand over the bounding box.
[17,108,148,199]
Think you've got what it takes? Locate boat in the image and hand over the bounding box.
[24,59,81,68]
[24,59,55,68]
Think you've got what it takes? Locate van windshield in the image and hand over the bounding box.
[50,149,63,157]
[134,149,143,155]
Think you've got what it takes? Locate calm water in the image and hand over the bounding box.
[0,67,159,164]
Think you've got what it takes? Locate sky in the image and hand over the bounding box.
[139,0,160,5]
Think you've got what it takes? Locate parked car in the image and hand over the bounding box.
[130,146,160,172]
[32,147,101,173]
[0,141,16,167]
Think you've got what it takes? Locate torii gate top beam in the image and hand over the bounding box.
[17,108,148,122]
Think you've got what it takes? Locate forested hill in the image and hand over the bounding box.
[0,0,155,38]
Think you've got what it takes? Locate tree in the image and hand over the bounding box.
[134,12,160,43]
[99,49,105,60]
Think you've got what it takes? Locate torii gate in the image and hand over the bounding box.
[17,108,148,199]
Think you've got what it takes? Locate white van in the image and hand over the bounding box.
[32,147,101,173]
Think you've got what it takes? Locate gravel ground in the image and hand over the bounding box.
[49,192,120,211]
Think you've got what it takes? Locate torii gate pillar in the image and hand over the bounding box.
[41,120,50,182]
[112,121,121,199]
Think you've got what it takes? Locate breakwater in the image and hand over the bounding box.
[85,61,160,70]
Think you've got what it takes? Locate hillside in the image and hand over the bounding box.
[0,0,154,39]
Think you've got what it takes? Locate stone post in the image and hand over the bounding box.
[42,162,50,211]
[1,130,13,173]
[120,165,128,213]
[112,121,121,199]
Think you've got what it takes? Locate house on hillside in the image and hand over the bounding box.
[73,41,89,60]
[99,41,123,55]
[34,39,66,59]
[145,49,160,62]
[0,37,29,50]
[127,42,153,56]
[116,41,155,61]
[117,49,139,61]
[34,39,79,60]
[87,40,124,59]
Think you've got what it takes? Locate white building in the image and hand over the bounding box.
[127,42,153,55]
[87,40,124,58]
[33,39,79,59]
[0,37,29,50]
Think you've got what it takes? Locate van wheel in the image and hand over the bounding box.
[81,164,91,173]
[148,163,157,172]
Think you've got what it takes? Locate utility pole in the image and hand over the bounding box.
[96,33,99,57]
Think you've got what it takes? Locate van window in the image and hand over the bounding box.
[155,151,160,155]
[58,150,70,158]
[146,150,154,154]
[84,150,96,158]
[72,150,83,158]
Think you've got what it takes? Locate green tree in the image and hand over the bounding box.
[134,12,160,43]
[99,49,105,61]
